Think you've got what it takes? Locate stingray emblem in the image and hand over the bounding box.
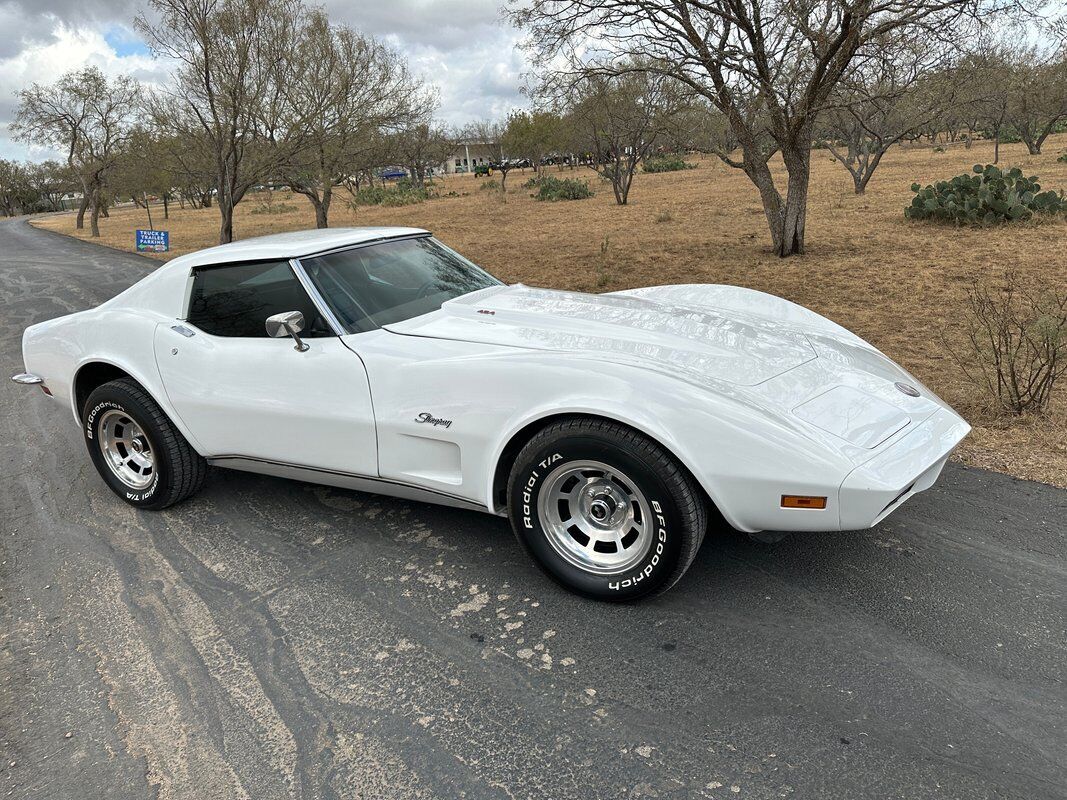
[415,412,453,428]
[894,382,921,398]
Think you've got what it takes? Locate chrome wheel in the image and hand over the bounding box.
[98,409,155,490]
[537,460,653,575]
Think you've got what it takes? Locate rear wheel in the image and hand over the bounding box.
[507,418,706,601]
[82,378,206,510]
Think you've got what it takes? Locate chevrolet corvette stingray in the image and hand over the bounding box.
[14,227,970,599]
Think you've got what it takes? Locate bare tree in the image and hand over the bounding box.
[568,66,682,204]
[501,110,566,176]
[281,12,425,227]
[110,127,181,220]
[13,67,139,235]
[390,122,455,187]
[510,0,1020,257]
[0,159,78,216]
[655,99,735,158]
[159,130,218,209]
[822,36,955,194]
[0,161,31,217]
[957,46,1014,163]
[26,161,74,212]
[1007,47,1067,155]
[137,0,305,244]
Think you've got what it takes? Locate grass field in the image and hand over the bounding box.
[32,135,1067,488]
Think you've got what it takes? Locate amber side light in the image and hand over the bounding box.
[781,495,827,509]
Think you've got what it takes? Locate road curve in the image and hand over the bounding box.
[1,216,1064,800]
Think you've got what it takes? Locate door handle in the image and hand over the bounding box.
[171,325,196,338]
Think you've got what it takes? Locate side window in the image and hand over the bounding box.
[185,261,331,338]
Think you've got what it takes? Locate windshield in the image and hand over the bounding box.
[300,236,502,334]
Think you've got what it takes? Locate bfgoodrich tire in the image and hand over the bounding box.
[82,378,207,510]
[507,418,706,601]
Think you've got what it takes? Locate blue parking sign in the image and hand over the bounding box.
[136,229,169,252]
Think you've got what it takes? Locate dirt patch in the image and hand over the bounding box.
[32,136,1067,487]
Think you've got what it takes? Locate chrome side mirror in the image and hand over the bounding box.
[266,310,310,352]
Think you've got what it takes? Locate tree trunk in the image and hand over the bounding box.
[318,185,332,228]
[776,187,807,257]
[163,193,169,219]
[743,153,806,257]
[76,194,89,229]
[775,151,810,257]
[994,132,1001,165]
[855,150,886,195]
[745,159,788,255]
[90,197,101,238]
[616,160,636,205]
[218,200,234,244]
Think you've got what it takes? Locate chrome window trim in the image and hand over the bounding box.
[294,231,433,263]
[288,257,345,336]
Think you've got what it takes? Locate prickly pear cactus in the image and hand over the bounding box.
[905,164,1066,224]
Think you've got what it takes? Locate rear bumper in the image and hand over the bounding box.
[838,406,970,529]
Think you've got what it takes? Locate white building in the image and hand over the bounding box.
[442,140,503,174]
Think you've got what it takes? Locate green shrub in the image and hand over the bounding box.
[479,179,500,191]
[1057,153,1067,163]
[905,164,1066,225]
[349,183,431,208]
[522,175,541,189]
[642,155,694,173]
[534,175,593,201]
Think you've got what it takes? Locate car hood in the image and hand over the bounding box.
[383,284,817,386]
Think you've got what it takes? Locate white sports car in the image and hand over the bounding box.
[15,227,970,600]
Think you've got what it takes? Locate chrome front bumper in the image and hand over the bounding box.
[11,372,44,385]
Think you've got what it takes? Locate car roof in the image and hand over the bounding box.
[170,227,430,270]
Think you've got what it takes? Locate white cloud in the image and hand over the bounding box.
[0,1,530,160]
[0,21,169,159]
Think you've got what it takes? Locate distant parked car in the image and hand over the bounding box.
[379,168,408,181]
[14,227,970,600]
[493,159,531,171]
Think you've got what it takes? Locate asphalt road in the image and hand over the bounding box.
[1,216,1065,800]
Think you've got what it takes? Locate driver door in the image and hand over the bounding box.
[154,259,378,475]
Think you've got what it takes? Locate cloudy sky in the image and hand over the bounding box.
[0,0,529,161]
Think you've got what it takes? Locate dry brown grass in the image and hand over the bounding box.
[33,135,1067,487]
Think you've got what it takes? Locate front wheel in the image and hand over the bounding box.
[82,378,207,510]
[507,418,706,601]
